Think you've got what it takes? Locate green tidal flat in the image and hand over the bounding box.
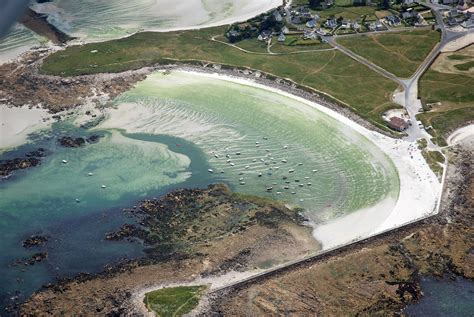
[99,71,400,222]
[144,286,206,317]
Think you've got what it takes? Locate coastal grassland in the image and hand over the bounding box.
[454,61,474,71]
[417,139,444,179]
[337,29,441,78]
[313,6,379,20]
[144,286,206,317]
[418,49,474,145]
[40,26,399,129]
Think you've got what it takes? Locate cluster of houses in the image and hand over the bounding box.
[443,7,474,28]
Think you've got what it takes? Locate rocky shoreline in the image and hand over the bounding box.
[18,183,318,315]
[201,145,473,315]
[14,145,472,316]
[0,148,46,179]
[0,46,396,137]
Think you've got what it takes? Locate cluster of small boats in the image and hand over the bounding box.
[208,136,318,195]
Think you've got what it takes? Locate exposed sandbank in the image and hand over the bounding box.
[0,105,52,152]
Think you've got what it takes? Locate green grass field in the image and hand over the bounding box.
[337,29,441,78]
[418,63,474,144]
[144,286,206,317]
[454,61,474,71]
[314,6,379,20]
[40,26,399,130]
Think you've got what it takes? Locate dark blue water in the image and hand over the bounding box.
[404,277,474,317]
[0,126,216,312]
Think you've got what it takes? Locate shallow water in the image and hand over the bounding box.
[0,123,213,310]
[100,71,400,222]
[30,0,282,42]
[0,24,46,63]
[0,71,399,311]
[404,277,474,316]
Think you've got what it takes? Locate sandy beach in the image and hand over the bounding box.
[31,0,283,43]
[0,105,52,151]
[177,70,441,249]
[447,124,474,145]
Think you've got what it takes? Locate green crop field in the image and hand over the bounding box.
[40,26,399,131]
[144,286,206,317]
[337,29,441,78]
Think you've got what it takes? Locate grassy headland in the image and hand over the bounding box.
[40,27,398,129]
[418,46,474,145]
[337,29,441,78]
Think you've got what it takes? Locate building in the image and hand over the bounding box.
[388,117,409,131]
[278,33,286,42]
[324,19,338,28]
[385,15,402,25]
[306,19,317,28]
[461,14,474,28]
[257,30,272,41]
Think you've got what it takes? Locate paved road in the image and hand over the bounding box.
[323,0,471,149]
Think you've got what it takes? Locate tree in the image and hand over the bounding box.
[309,0,322,9]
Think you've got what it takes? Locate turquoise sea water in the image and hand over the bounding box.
[0,72,399,311]
[0,123,214,310]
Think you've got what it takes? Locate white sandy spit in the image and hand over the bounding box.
[176,71,441,249]
[0,105,52,151]
[447,124,474,146]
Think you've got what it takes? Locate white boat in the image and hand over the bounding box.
[252,159,257,162]
[304,177,310,179]
[227,159,231,163]
[289,169,295,173]
[281,159,287,163]
[255,141,260,144]
[236,152,241,155]
[283,145,288,149]
[245,165,250,169]
[230,163,235,166]
[208,169,214,173]
[312,169,318,173]
[266,187,273,191]
[62,160,68,164]
[291,191,296,195]
[258,172,262,177]
[240,181,246,185]
[214,154,219,158]
[88,172,93,176]
[75,198,81,202]
[260,158,265,162]
[226,154,231,158]
[298,163,303,166]
[307,182,312,186]
[284,186,289,189]
[101,185,107,189]
[299,184,304,187]
[263,136,268,140]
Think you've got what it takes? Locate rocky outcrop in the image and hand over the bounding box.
[22,235,49,248]
[57,134,103,148]
[0,148,46,179]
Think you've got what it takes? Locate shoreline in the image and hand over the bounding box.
[30,0,283,45]
[0,104,53,152]
[163,69,441,249]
